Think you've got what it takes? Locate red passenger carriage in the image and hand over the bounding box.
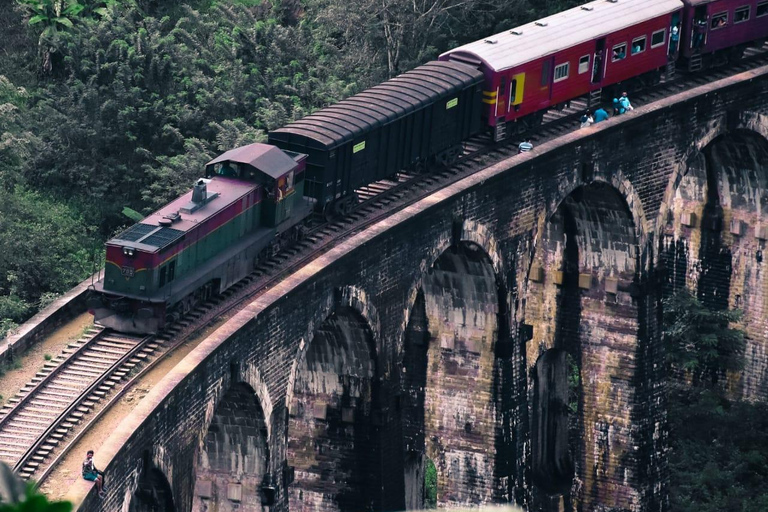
[680,0,768,68]
[440,0,683,140]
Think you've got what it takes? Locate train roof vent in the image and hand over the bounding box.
[535,21,548,26]
[581,5,594,10]
[509,29,523,35]
[484,38,497,44]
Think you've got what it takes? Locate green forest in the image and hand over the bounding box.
[0,0,581,336]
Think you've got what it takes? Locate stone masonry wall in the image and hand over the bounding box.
[69,66,768,512]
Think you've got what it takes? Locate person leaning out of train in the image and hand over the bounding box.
[580,111,594,128]
[670,22,681,55]
[593,107,609,123]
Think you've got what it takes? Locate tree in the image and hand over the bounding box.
[663,289,744,386]
[0,460,71,510]
[16,0,122,75]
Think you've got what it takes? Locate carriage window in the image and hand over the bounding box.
[159,266,167,287]
[578,55,590,74]
[650,29,666,48]
[759,1,768,17]
[631,36,646,55]
[735,6,751,22]
[553,62,569,82]
[711,12,728,29]
[611,43,627,61]
[541,60,551,86]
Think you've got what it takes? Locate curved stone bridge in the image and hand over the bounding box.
[68,65,768,512]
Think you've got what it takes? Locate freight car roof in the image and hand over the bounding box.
[269,61,484,150]
[110,177,258,252]
[441,0,683,71]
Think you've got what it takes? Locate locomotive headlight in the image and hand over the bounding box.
[123,246,135,257]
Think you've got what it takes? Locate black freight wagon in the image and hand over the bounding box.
[268,61,484,214]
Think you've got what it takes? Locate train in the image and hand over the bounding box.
[88,0,768,333]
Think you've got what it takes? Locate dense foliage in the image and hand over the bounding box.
[663,289,744,385]
[667,386,768,512]
[0,0,581,332]
[663,289,768,511]
[0,460,71,511]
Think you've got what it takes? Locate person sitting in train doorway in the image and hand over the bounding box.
[693,18,707,50]
[518,138,533,153]
[83,449,107,497]
[619,92,634,112]
[670,22,681,56]
[593,107,609,123]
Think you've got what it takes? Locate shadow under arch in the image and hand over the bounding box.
[129,466,176,512]
[521,181,642,512]
[192,381,270,511]
[401,241,503,508]
[286,307,381,512]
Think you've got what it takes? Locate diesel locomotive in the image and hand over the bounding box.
[89,0,768,333]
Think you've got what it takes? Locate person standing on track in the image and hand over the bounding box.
[83,450,107,498]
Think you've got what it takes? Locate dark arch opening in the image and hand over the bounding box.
[193,382,269,510]
[531,349,575,493]
[287,307,380,512]
[129,467,176,512]
[525,182,639,511]
[697,130,768,394]
[401,241,501,508]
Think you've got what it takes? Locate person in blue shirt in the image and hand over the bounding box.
[518,138,533,153]
[593,108,609,123]
[619,92,634,112]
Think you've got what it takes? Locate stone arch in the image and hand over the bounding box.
[520,182,641,512]
[398,218,505,367]
[128,465,176,512]
[192,382,270,511]
[656,110,768,238]
[286,307,381,512]
[662,129,768,398]
[401,241,502,508]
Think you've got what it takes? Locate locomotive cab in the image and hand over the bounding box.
[205,145,309,228]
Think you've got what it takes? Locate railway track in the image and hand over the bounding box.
[0,327,151,479]
[15,41,768,487]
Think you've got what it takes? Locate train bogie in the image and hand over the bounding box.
[268,61,484,213]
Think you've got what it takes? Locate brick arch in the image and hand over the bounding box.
[661,127,768,400]
[286,305,381,512]
[397,218,506,366]
[400,240,502,508]
[520,182,642,512]
[656,111,768,238]
[192,381,270,511]
[125,460,176,512]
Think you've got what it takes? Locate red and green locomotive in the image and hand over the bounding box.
[88,143,312,333]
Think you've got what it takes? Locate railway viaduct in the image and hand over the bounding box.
[68,65,768,512]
